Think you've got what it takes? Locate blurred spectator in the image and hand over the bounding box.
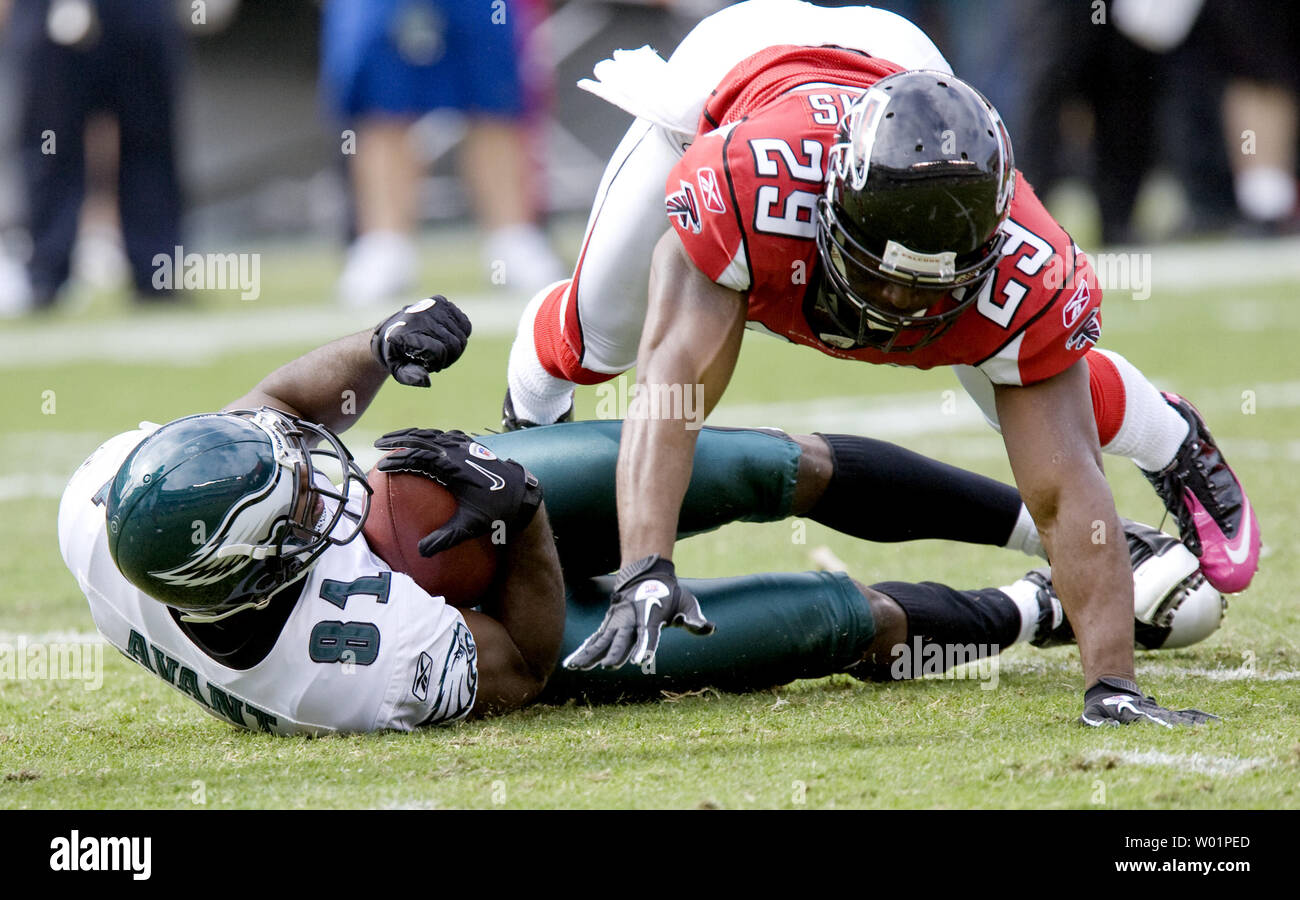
[4,0,185,314]
[322,0,565,307]
[1010,0,1165,245]
[1002,0,1297,243]
[1181,0,1298,231]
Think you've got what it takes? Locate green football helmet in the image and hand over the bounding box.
[105,407,371,622]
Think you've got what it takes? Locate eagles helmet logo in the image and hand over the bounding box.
[150,456,297,588]
[107,407,371,622]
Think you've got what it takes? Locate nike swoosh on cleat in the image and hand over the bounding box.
[1183,488,1258,591]
[1224,498,1255,566]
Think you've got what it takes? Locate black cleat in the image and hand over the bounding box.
[1024,569,1072,648]
[1025,521,1223,650]
[502,388,573,432]
[1141,392,1259,593]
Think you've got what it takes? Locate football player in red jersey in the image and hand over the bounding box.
[522,10,1259,725]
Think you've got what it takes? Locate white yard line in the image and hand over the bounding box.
[1084,750,1270,778]
[0,474,69,501]
[1135,664,1300,682]
[3,236,1297,369]
[710,392,990,436]
[0,294,525,368]
[1144,235,1300,292]
[994,657,1300,684]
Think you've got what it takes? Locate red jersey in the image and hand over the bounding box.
[666,45,1101,386]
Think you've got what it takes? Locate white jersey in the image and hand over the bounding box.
[57,428,477,736]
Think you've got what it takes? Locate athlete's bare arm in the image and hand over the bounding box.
[994,360,1136,686]
[616,230,748,565]
[224,329,386,432]
[463,505,566,717]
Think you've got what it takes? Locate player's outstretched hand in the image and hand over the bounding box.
[1079,677,1219,727]
[563,555,715,671]
[371,296,472,387]
[373,428,541,555]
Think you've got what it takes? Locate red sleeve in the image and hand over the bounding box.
[974,177,1104,386]
[1015,242,1102,384]
[665,128,752,291]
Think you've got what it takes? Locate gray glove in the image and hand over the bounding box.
[563,555,715,671]
[1079,677,1219,727]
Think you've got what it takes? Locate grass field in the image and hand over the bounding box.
[1,230,1297,809]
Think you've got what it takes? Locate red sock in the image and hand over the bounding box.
[1086,349,1127,447]
[532,281,620,386]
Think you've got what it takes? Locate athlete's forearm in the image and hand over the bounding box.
[465,505,565,715]
[617,407,700,563]
[1032,474,1134,682]
[224,330,388,433]
[995,364,1135,685]
[482,504,566,684]
[616,231,747,565]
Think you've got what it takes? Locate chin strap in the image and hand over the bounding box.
[179,596,271,624]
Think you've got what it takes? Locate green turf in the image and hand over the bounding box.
[1,237,1297,809]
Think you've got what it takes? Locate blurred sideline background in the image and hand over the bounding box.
[0,0,1294,320]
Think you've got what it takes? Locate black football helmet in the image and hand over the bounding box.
[105,407,371,622]
[813,69,1015,351]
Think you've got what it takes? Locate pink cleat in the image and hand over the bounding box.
[1142,392,1261,593]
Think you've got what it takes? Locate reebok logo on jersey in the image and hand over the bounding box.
[696,167,726,214]
[666,180,702,234]
[411,651,433,702]
[1062,280,1091,328]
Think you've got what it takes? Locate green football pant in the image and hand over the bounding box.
[480,421,875,702]
[479,420,800,578]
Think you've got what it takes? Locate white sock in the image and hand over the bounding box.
[506,283,577,425]
[1005,504,1047,560]
[1093,349,1190,472]
[1234,166,1297,223]
[1000,575,1061,646]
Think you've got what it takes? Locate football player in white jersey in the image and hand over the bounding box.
[59,296,565,735]
[60,296,1223,734]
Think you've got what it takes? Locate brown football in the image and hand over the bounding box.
[362,463,498,608]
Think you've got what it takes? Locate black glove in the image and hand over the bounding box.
[371,296,471,387]
[1079,677,1219,727]
[373,428,541,556]
[563,555,715,671]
